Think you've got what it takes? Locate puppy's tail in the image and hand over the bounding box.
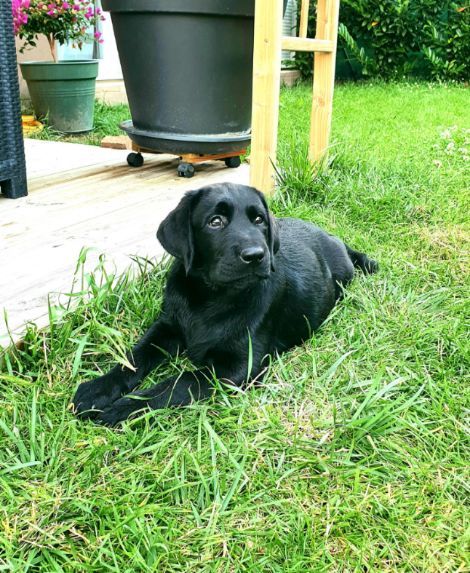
[346,245,379,275]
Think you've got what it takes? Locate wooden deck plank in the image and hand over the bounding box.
[1,139,249,348]
[23,138,131,180]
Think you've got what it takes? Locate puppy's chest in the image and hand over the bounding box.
[176,298,261,359]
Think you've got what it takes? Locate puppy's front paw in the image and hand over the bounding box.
[366,258,379,274]
[72,374,124,419]
[97,396,150,427]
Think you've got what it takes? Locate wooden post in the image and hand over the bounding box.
[250,0,283,195]
[309,0,340,163]
[299,0,310,38]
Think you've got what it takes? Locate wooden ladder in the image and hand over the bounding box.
[250,0,340,195]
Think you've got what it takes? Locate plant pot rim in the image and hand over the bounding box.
[102,0,255,16]
[20,59,99,66]
[20,60,99,81]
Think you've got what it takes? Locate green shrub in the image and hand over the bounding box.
[296,0,469,81]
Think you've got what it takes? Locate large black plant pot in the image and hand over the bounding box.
[102,0,286,155]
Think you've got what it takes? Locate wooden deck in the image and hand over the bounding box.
[0,139,249,348]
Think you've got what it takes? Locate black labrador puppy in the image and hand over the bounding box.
[73,183,377,425]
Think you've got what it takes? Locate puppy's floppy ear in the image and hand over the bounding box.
[255,188,280,272]
[267,213,280,271]
[157,189,201,274]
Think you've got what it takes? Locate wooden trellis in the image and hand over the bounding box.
[250,0,340,194]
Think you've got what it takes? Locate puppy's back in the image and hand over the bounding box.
[276,217,355,293]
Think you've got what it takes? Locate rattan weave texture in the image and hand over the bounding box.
[0,0,28,199]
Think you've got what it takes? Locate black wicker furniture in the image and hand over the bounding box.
[0,0,28,199]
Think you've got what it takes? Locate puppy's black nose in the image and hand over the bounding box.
[240,246,265,264]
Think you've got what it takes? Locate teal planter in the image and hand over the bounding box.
[20,60,99,133]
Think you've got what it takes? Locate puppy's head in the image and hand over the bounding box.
[157,183,279,287]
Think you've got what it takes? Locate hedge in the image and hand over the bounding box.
[295,0,469,81]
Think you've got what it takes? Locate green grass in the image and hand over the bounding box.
[3,82,469,571]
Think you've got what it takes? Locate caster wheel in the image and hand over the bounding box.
[177,162,195,178]
[127,152,144,167]
[224,156,241,168]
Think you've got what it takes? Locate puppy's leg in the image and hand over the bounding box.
[96,371,213,426]
[73,320,183,419]
[345,245,379,275]
[96,354,256,426]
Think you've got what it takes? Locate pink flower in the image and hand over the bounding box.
[94,30,104,43]
[12,0,104,43]
[12,0,29,33]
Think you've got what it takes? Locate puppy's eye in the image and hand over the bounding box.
[208,215,225,229]
[254,215,264,225]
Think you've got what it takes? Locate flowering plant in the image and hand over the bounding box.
[12,0,105,62]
